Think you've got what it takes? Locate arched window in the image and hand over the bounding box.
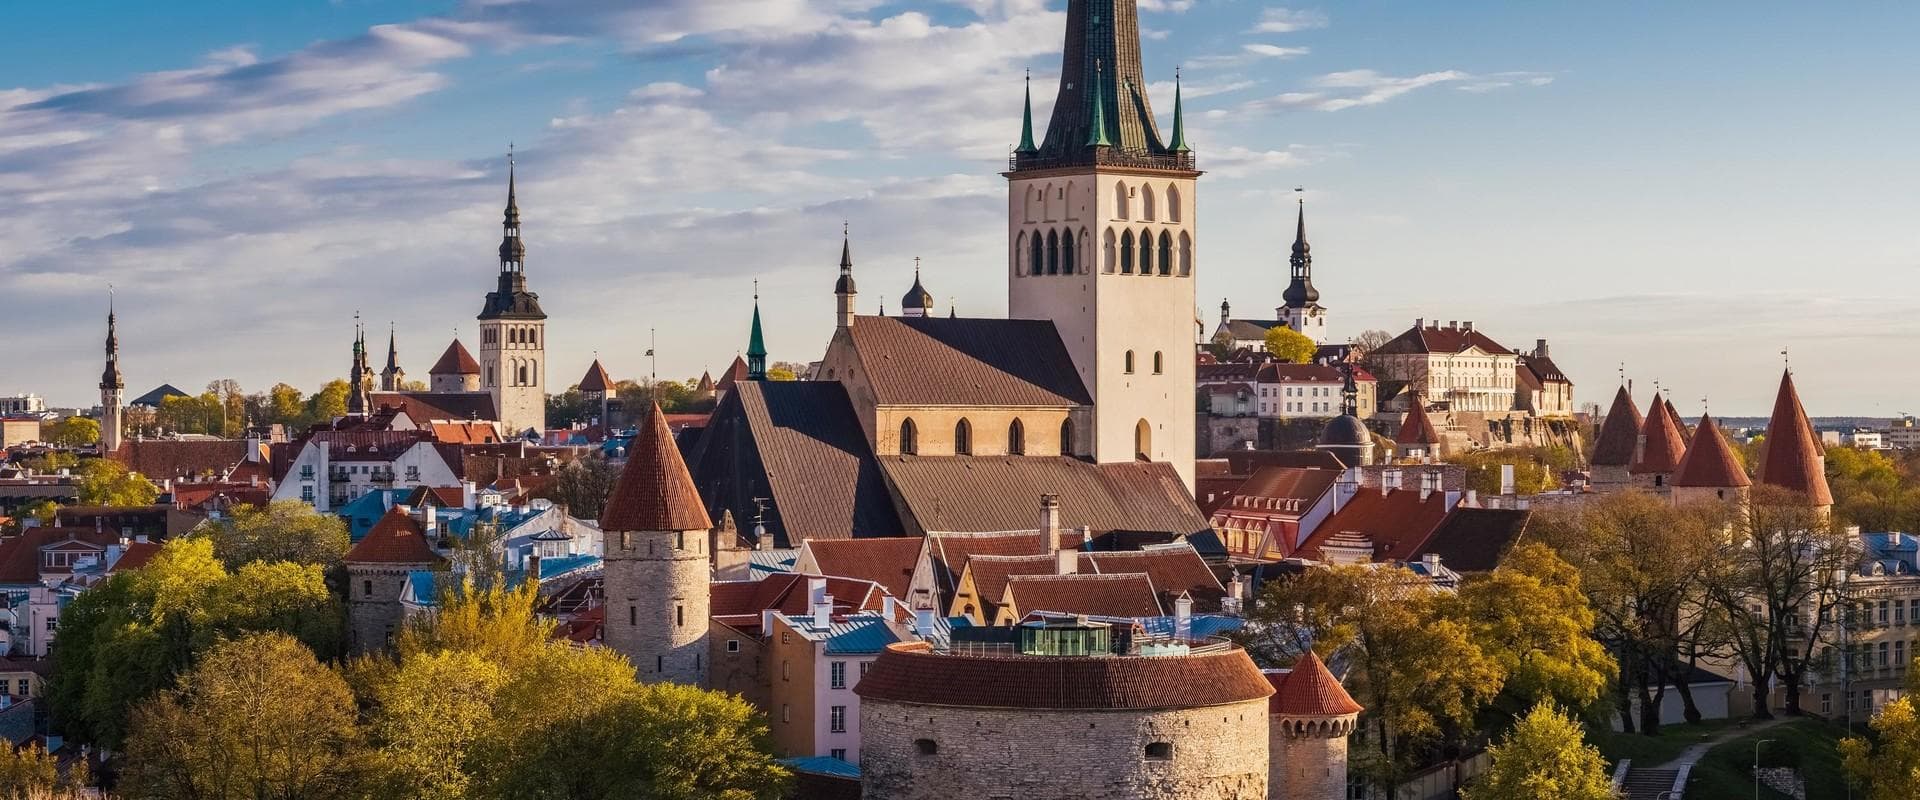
[1042,182,1055,221]
[1078,228,1091,274]
[1029,233,1044,279]
[900,418,918,455]
[1008,419,1025,455]
[1141,184,1156,221]
[1178,231,1193,276]
[1103,228,1117,273]
[954,418,973,455]
[1138,229,1154,276]
[1153,351,1164,374]
[1135,419,1152,460]
[1014,231,1027,276]
[1046,230,1059,275]
[1113,180,1130,220]
[1064,181,1077,220]
[1060,418,1074,456]
[1167,185,1182,222]
[1158,231,1173,276]
[1024,186,1037,223]
[1124,350,1136,374]
[1060,230,1075,275]
[1120,231,1135,274]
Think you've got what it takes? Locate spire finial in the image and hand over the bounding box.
[1169,66,1191,153]
[1781,347,1791,373]
[914,256,922,277]
[1618,362,1626,386]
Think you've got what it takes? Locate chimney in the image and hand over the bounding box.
[913,609,937,638]
[423,505,438,534]
[1463,321,1473,332]
[814,594,833,630]
[808,577,828,607]
[1448,320,1457,330]
[1055,549,1078,576]
[1422,552,1441,572]
[1535,338,1549,358]
[460,480,476,509]
[527,553,542,583]
[1465,489,1479,507]
[1414,317,1423,329]
[882,595,898,620]
[762,609,777,637]
[1500,464,1516,496]
[1174,593,1194,641]
[753,521,769,551]
[1039,494,1061,549]
[1079,525,1092,551]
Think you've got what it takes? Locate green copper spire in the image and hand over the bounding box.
[1085,59,1112,148]
[746,281,767,381]
[1016,70,1038,154]
[1169,68,1190,153]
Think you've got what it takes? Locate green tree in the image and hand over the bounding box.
[1827,446,1920,532]
[1462,702,1615,800]
[120,632,368,800]
[201,500,350,570]
[371,650,506,800]
[266,383,308,427]
[1443,446,1568,495]
[1842,667,1920,800]
[308,379,351,423]
[75,458,158,506]
[0,740,90,798]
[547,387,589,428]
[1263,325,1317,364]
[546,457,621,520]
[1445,543,1615,717]
[43,416,100,447]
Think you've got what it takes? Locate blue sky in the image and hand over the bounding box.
[4,1,1917,416]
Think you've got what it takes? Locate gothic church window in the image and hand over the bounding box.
[1124,351,1136,374]
[1120,231,1134,274]
[1114,180,1130,220]
[1008,419,1025,455]
[1046,230,1060,275]
[1153,352,1164,374]
[900,418,919,455]
[1158,231,1173,276]
[1167,185,1182,222]
[955,418,973,455]
[1015,232,1028,276]
[1135,419,1152,460]
[1030,234,1045,279]
[1137,228,1153,275]
[1103,229,1117,273]
[1178,231,1192,276]
[1060,418,1074,455]
[1061,230,1076,275]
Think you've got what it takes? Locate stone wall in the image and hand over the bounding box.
[1268,715,1352,800]
[603,528,710,686]
[346,563,425,654]
[860,698,1268,800]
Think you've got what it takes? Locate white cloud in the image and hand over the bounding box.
[1137,0,1197,12]
[1240,68,1547,112]
[1187,43,1310,68]
[1248,7,1329,34]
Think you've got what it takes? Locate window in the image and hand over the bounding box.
[1046,229,1060,275]
[1120,230,1135,274]
[830,748,847,761]
[915,739,938,756]
[13,680,25,697]
[860,661,871,676]
[1152,352,1163,375]
[1103,228,1117,273]
[45,619,56,632]
[1158,231,1173,276]
[1881,642,1891,667]
[1060,418,1074,456]
[1881,601,1891,625]
[1113,180,1129,219]
[1124,351,1136,374]
[1029,232,1044,278]
[727,639,740,652]
[1178,231,1192,276]
[954,419,973,455]
[1167,185,1182,222]
[657,655,663,672]
[1008,419,1026,455]
[629,606,637,626]
[1898,640,1908,668]
[783,705,791,723]
[676,604,684,627]
[1901,603,1909,624]
[783,660,791,681]
[1144,742,1173,761]
[899,418,918,455]
[1137,228,1153,275]
[363,579,373,598]
[1141,184,1156,221]
[830,705,847,733]
[406,465,419,481]
[302,486,314,503]
[1135,419,1151,460]
[831,661,847,689]
[1062,230,1077,274]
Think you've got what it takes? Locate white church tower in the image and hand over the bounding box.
[1005,0,1197,488]
[478,152,548,438]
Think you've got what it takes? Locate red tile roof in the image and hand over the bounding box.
[578,360,614,394]
[1756,369,1832,505]
[799,537,922,598]
[1673,414,1751,489]
[1001,572,1164,619]
[1255,362,1348,383]
[0,528,122,583]
[110,439,251,481]
[1590,385,1642,467]
[840,316,1091,407]
[1373,322,1510,357]
[1081,547,1224,609]
[1267,650,1362,716]
[957,554,1057,618]
[602,403,712,533]
[708,574,884,622]
[1294,488,1453,563]
[925,530,1053,599]
[1663,394,1691,445]
[370,392,498,424]
[429,340,481,375]
[1396,399,1440,446]
[344,506,441,565]
[715,357,749,393]
[856,641,1275,710]
[112,541,162,573]
[426,420,501,444]
[1630,397,1686,475]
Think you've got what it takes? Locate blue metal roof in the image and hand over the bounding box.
[1134,614,1245,640]
[535,554,601,580]
[779,756,860,779]
[823,616,901,655]
[340,489,413,541]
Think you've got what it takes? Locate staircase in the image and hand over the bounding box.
[1620,767,1680,800]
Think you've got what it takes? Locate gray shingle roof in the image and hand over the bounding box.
[879,456,1208,538]
[844,316,1091,407]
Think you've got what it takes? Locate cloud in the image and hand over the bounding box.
[1187,43,1310,68]
[1137,0,1197,12]
[1248,7,1329,34]
[1240,68,1546,112]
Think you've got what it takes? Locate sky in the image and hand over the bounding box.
[4,0,1918,416]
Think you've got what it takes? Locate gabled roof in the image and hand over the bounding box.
[841,316,1091,407]
[957,554,1057,619]
[1218,466,1339,517]
[798,537,922,598]
[1413,507,1531,573]
[881,457,1207,538]
[1267,650,1362,717]
[1630,396,1687,475]
[856,641,1274,711]
[601,403,712,533]
[1673,414,1752,489]
[1001,573,1163,620]
[1294,488,1453,563]
[1757,370,1832,505]
[369,392,497,423]
[110,439,252,480]
[345,506,441,565]
[1081,546,1224,609]
[1396,399,1440,446]
[0,528,122,584]
[578,360,614,394]
[715,357,749,393]
[1590,385,1643,467]
[1256,362,1349,384]
[709,574,885,622]
[1371,323,1510,357]
[1221,319,1282,340]
[428,340,482,376]
[925,530,1054,601]
[1522,355,1570,385]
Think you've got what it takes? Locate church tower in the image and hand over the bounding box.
[347,322,372,418]
[602,402,713,686]
[380,327,405,391]
[99,300,124,453]
[477,152,548,437]
[1280,200,1328,344]
[1006,0,1198,488]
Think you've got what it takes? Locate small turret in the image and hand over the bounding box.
[380,325,405,392]
[901,259,933,318]
[747,285,768,381]
[835,229,858,331]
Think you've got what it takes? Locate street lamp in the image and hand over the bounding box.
[1754,738,1776,800]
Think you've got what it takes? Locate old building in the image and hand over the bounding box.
[1513,340,1574,418]
[344,505,443,653]
[1213,201,1331,349]
[1589,385,1642,490]
[1670,413,1751,507]
[1629,395,1688,494]
[1265,650,1363,800]
[1369,320,1518,414]
[476,155,548,438]
[1209,466,1340,562]
[1755,369,1832,517]
[99,302,125,454]
[268,430,462,511]
[601,403,711,686]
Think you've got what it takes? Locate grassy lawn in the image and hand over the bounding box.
[1684,718,1850,800]
[1589,719,1737,768]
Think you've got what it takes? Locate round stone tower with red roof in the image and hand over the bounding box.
[602,402,713,686]
[1266,650,1362,800]
[345,505,444,654]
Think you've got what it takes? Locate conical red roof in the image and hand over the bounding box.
[346,506,441,564]
[601,402,713,532]
[1757,369,1832,505]
[428,340,481,375]
[1664,394,1692,444]
[1396,398,1440,446]
[1590,385,1642,467]
[1267,650,1363,717]
[579,359,614,393]
[1673,414,1751,489]
[1630,396,1686,475]
[715,356,749,392]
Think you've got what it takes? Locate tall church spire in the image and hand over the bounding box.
[380,325,405,391]
[99,293,125,453]
[1017,0,1188,171]
[1282,198,1319,308]
[1168,68,1190,153]
[348,320,371,417]
[1016,71,1038,155]
[100,294,122,392]
[480,148,545,321]
[835,225,858,331]
[747,283,767,381]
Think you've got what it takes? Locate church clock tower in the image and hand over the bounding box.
[99,299,124,453]
[478,152,548,438]
[1006,0,1198,487]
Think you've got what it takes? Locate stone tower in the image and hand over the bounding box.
[347,322,373,418]
[1280,200,1328,344]
[99,300,124,453]
[428,339,482,393]
[1629,394,1686,494]
[1315,363,1373,469]
[1756,368,1833,517]
[1267,650,1362,800]
[344,505,442,654]
[1005,0,1198,489]
[478,152,548,437]
[601,401,713,686]
[380,326,405,391]
[1671,413,1751,507]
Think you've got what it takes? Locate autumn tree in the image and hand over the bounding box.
[1462,702,1615,800]
[201,500,350,570]
[1444,543,1615,717]
[547,457,621,520]
[1263,325,1317,364]
[43,416,99,447]
[1348,328,1395,368]
[307,379,351,423]
[1841,668,1920,799]
[120,632,368,800]
[0,740,90,799]
[75,458,158,506]
[264,382,308,427]
[1826,446,1920,532]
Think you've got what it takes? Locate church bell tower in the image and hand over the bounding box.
[477,151,548,438]
[1005,0,1198,488]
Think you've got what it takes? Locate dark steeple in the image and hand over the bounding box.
[384,327,400,373]
[835,230,856,295]
[1168,68,1190,153]
[1016,71,1038,155]
[100,297,123,391]
[1281,198,1319,308]
[347,321,371,416]
[1014,0,1193,173]
[479,149,547,322]
[901,258,934,316]
[747,283,767,381]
